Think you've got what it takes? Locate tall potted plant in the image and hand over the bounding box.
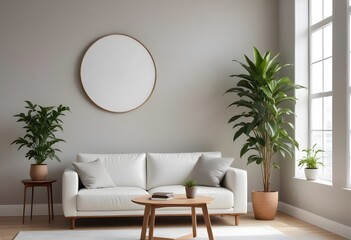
[12,101,70,181]
[225,47,302,220]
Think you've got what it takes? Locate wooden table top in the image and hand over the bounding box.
[21,179,57,184]
[132,194,213,207]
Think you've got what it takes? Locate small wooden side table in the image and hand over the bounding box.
[21,179,56,224]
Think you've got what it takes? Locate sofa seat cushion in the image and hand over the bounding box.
[148,185,233,209]
[77,187,148,211]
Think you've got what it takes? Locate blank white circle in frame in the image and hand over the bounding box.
[80,34,156,112]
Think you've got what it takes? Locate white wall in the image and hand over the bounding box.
[279,0,351,229]
[0,0,279,206]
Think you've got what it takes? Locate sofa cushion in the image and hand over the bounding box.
[77,187,148,211]
[72,159,115,189]
[190,155,234,187]
[148,185,233,209]
[146,152,221,190]
[77,153,146,189]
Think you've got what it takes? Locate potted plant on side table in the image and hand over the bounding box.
[225,47,303,220]
[12,101,70,181]
[184,178,197,199]
[298,144,324,181]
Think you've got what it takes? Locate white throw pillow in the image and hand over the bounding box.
[190,155,234,187]
[72,159,116,189]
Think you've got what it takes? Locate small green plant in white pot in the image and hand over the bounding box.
[298,144,324,181]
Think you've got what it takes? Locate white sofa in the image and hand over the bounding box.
[62,152,247,229]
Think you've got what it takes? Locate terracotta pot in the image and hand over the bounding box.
[185,186,197,198]
[30,164,48,181]
[304,168,319,180]
[252,191,278,220]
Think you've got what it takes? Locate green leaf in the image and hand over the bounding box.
[268,80,278,93]
[233,126,246,141]
[245,121,257,135]
[260,86,273,99]
[229,99,253,109]
[240,143,250,157]
[253,47,263,66]
[247,155,262,165]
[237,79,254,90]
[232,122,245,129]
[224,87,244,95]
[265,121,277,137]
[228,115,243,123]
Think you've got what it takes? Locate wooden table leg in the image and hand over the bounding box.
[149,206,156,240]
[235,214,240,226]
[201,204,214,240]
[191,206,197,237]
[22,186,27,224]
[47,185,51,223]
[50,183,54,220]
[30,186,34,220]
[140,205,151,240]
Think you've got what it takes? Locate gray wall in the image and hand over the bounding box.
[0,0,279,205]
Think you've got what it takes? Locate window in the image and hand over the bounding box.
[309,0,333,181]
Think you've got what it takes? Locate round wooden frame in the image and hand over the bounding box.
[80,34,157,113]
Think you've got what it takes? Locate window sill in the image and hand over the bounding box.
[293,178,351,192]
[293,177,332,186]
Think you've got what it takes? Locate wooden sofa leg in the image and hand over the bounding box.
[235,215,240,226]
[71,218,77,229]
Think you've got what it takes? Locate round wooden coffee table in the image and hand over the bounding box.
[132,194,214,240]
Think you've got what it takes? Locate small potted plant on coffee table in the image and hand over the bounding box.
[184,178,197,199]
[298,144,324,181]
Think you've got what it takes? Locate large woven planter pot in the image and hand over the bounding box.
[30,164,48,181]
[252,191,278,220]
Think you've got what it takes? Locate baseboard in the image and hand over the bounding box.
[278,202,351,239]
[2,203,254,217]
[0,204,63,216]
[247,202,253,213]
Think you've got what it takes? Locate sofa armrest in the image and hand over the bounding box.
[62,168,79,217]
[223,167,247,214]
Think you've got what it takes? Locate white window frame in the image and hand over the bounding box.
[309,2,333,182]
[348,3,351,187]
